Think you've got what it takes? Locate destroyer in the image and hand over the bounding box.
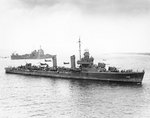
[6,40,144,84]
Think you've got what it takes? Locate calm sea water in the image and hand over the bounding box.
[0,54,150,118]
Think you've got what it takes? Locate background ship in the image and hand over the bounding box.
[11,47,53,60]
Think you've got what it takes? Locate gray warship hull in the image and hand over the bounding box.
[11,55,52,60]
[5,68,144,83]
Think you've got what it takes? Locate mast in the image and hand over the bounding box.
[39,45,41,58]
[78,37,81,60]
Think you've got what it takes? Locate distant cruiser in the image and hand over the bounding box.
[11,47,53,60]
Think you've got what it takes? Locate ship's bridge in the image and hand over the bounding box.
[77,50,94,68]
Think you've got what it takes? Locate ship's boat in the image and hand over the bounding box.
[64,62,69,64]
[5,40,145,84]
[45,59,51,62]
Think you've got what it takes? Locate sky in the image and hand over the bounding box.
[0,0,150,59]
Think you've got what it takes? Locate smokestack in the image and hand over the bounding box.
[70,55,76,69]
[52,55,57,69]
